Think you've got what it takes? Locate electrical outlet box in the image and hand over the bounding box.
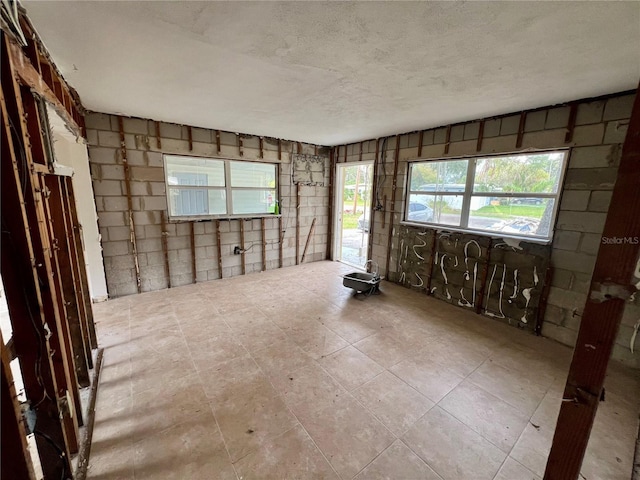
[233,246,241,255]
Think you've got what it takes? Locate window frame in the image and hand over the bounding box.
[164,154,279,221]
[403,150,569,243]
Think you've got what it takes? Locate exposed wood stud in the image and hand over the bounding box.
[444,125,452,154]
[476,120,485,152]
[385,135,401,276]
[382,194,387,229]
[475,240,492,315]
[190,222,196,283]
[277,138,282,160]
[261,217,267,271]
[301,218,317,263]
[118,116,142,293]
[314,144,318,155]
[238,134,244,157]
[535,266,553,336]
[187,125,193,151]
[160,211,171,288]
[326,148,335,259]
[1,330,36,480]
[516,111,526,148]
[216,219,223,278]
[359,141,363,161]
[297,142,302,154]
[295,183,302,262]
[544,84,640,480]
[259,137,264,159]
[565,102,578,143]
[367,139,380,265]
[425,230,438,294]
[216,130,221,154]
[278,216,284,268]
[240,219,246,275]
[417,131,424,157]
[344,144,347,163]
[155,121,161,149]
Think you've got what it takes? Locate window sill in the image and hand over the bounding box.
[169,214,282,223]
[399,221,553,245]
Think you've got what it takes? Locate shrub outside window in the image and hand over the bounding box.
[405,151,568,241]
[165,155,278,219]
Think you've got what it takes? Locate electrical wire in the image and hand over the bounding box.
[375,137,388,210]
[34,430,69,480]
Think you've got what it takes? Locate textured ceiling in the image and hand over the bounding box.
[25,1,640,146]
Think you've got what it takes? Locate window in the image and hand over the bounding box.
[406,151,568,241]
[165,155,277,219]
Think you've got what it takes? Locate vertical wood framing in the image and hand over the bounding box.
[216,220,223,279]
[277,138,282,160]
[367,140,380,265]
[118,116,142,293]
[476,120,485,152]
[259,137,264,159]
[385,135,401,276]
[296,183,301,265]
[190,222,196,283]
[417,131,424,157]
[359,141,363,161]
[187,125,193,151]
[155,121,161,149]
[216,130,221,154]
[44,175,90,392]
[240,219,246,275]
[1,332,36,480]
[326,148,335,260]
[160,211,171,287]
[516,111,526,148]
[278,216,284,268]
[238,134,244,157]
[544,87,640,480]
[425,230,438,293]
[343,144,347,163]
[62,178,98,351]
[1,35,74,474]
[475,239,492,315]
[261,217,267,271]
[444,125,452,154]
[565,103,578,143]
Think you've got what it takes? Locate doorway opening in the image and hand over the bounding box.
[334,162,373,268]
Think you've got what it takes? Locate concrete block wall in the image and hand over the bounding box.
[86,112,330,297]
[339,92,638,367]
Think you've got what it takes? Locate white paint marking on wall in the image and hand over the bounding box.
[630,320,640,354]
[430,287,437,294]
[521,288,532,323]
[533,265,539,286]
[434,252,439,265]
[472,262,478,306]
[412,272,424,288]
[509,268,519,303]
[413,235,427,260]
[486,264,506,319]
[453,256,459,267]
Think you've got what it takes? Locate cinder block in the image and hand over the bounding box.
[447,140,476,157]
[130,166,165,182]
[102,196,128,212]
[571,124,605,146]
[98,211,126,227]
[550,249,595,275]
[130,181,152,196]
[576,101,604,125]
[562,168,617,190]
[107,226,130,242]
[555,211,606,233]
[450,125,464,142]
[559,190,590,211]
[85,112,112,131]
[102,240,130,256]
[463,122,481,140]
[569,145,620,169]
[588,190,612,212]
[579,233,602,255]
[88,147,118,165]
[603,121,628,144]
[191,142,217,158]
[433,128,448,144]
[603,94,635,121]
[480,135,517,154]
[137,238,162,253]
[161,138,191,155]
[109,254,135,270]
[159,122,182,140]
[100,164,125,180]
[86,129,98,146]
[525,110,546,132]
[122,117,150,135]
[545,106,570,129]
[547,286,588,310]
[191,128,211,143]
[133,210,160,226]
[552,230,581,251]
[141,196,167,211]
[500,115,520,135]
[112,281,138,298]
[521,129,565,149]
[98,130,120,148]
[483,119,501,138]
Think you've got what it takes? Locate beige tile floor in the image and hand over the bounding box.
[88,261,639,480]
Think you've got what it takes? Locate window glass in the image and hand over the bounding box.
[409,160,467,191]
[168,187,226,216]
[407,193,462,226]
[468,197,555,237]
[473,153,564,194]
[230,161,276,188]
[232,189,276,214]
[166,156,225,187]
